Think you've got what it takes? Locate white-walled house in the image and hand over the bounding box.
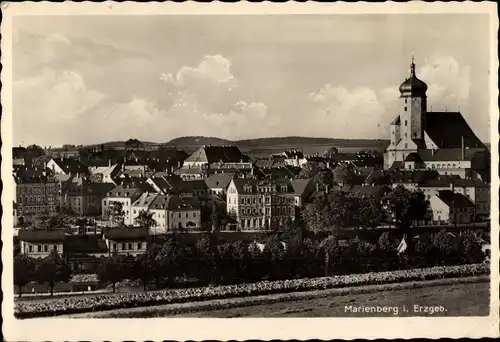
[103,226,149,256]
[18,230,65,259]
[428,190,476,225]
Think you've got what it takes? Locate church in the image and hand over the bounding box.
[383,59,490,181]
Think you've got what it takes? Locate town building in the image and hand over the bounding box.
[88,160,121,183]
[428,190,476,225]
[205,173,235,196]
[47,157,89,176]
[103,226,149,256]
[14,173,59,224]
[18,230,65,259]
[59,176,115,216]
[226,178,296,231]
[166,196,202,232]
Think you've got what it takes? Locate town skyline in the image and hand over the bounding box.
[13,14,491,146]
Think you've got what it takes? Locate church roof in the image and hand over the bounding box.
[390,116,401,125]
[424,112,484,149]
[399,60,428,97]
[416,148,485,162]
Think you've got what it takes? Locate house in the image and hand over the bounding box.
[166,196,202,232]
[146,175,182,194]
[205,173,235,196]
[103,226,149,256]
[289,178,316,209]
[19,230,66,259]
[101,180,156,226]
[429,190,476,224]
[131,192,159,226]
[178,180,209,198]
[282,150,308,167]
[60,177,115,216]
[64,235,109,272]
[88,160,121,183]
[183,145,251,168]
[14,173,58,224]
[226,178,295,231]
[47,157,89,176]
[148,194,170,235]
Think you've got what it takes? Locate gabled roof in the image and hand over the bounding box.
[132,192,158,207]
[149,194,170,210]
[254,159,286,169]
[185,145,250,164]
[405,152,423,162]
[178,180,208,192]
[49,158,89,175]
[104,226,149,241]
[290,178,314,197]
[436,190,475,208]
[390,116,401,125]
[389,161,404,170]
[19,229,66,243]
[424,112,485,149]
[205,173,234,189]
[166,195,201,210]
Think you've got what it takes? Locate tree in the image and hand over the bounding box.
[459,230,485,264]
[195,233,219,284]
[297,162,317,179]
[135,210,157,234]
[262,235,288,280]
[382,186,429,232]
[26,144,45,158]
[318,235,342,276]
[157,233,191,286]
[357,195,384,229]
[14,254,36,297]
[107,201,125,226]
[96,254,132,292]
[332,163,355,186]
[210,201,227,232]
[301,198,335,233]
[132,247,159,291]
[35,250,71,296]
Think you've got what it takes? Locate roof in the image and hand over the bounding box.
[104,226,149,240]
[332,185,391,197]
[49,158,89,175]
[390,116,401,125]
[19,229,66,243]
[283,150,305,159]
[424,112,485,149]
[420,175,489,188]
[436,190,475,208]
[106,180,155,198]
[254,159,286,169]
[404,153,422,162]
[205,173,234,189]
[230,178,294,194]
[132,192,158,207]
[184,146,250,164]
[290,178,314,197]
[149,194,170,210]
[399,61,428,97]
[416,148,486,162]
[178,180,208,192]
[87,183,116,196]
[166,195,201,210]
[148,176,181,192]
[64,235,108,254]
[389,161,404,170]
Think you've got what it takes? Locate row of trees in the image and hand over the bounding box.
[301,186,428,233]
[14,228,486,296]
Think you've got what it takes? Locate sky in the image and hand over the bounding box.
[12,14,491,147]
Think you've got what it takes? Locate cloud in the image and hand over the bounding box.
[418,56,471,110]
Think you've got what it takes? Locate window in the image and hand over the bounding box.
[178,213,181,218]
[405,133,407,138]
[405,99,407,104]
[253,198,256,204]
[53,245,57,251]
[133,209,136,214]
[241,198,245,204]
[44,245,48,252]
[138,243,142,250]
[113,243,117,251]
[128,243,132,250]
[246,198,251,204]
[193,212,197,218]
[37,245,42,252]
[404,107,407,111]
[404,143,408,149]
[122,243,126,250]
[28,245,33,253]
[405,120,408,126]
[185,212,189,218]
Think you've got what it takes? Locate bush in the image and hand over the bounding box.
[15,263,488,318]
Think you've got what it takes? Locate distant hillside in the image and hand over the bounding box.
[165,136,232,147]
[235,136,389,148]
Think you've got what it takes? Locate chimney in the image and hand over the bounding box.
[450,182,454,192]
[431,148,435,156]
[108,159,111,167]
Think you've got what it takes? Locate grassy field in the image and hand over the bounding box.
[67,277,489,318]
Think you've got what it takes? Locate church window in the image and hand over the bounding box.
[404,107,407,111]
[405,99,407,104]
[405,133,407,138]
[405,120,408,126]
[404,143,408,149]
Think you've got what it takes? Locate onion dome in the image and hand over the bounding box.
[399,58,428,97]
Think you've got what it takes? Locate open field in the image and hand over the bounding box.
[66,276,489,318]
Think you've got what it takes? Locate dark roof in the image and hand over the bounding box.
[185,146,250,164]
[178,180,208,192]
[332,185,391,197]
[420,175,488,188]
[64,235,108,254]
[50,158,89,175]
[19,230,66,243]
[148,176,181,192]
[436,190,475,208]
[254,159,286,169]
[399,62,428,97]
[416,148,486,162]
[405,152,423,162]
[205,173,234,189]
[391,170,440,184]
[167,196,201,210]
[106,180,155,198]
[104,226,149,240]
[149,194,170,209]
[231,178,294,194]
[390,116,401,125]
[389,161,404,170]
[87,183,116,196]
[289,178,314,197]
[424,112,485,149]
[412,139,427,149]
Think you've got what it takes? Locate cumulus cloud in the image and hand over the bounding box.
[418,56,471,110]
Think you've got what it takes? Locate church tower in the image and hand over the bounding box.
[398,57,428,142]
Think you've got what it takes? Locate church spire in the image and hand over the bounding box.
[410,55,416,76]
